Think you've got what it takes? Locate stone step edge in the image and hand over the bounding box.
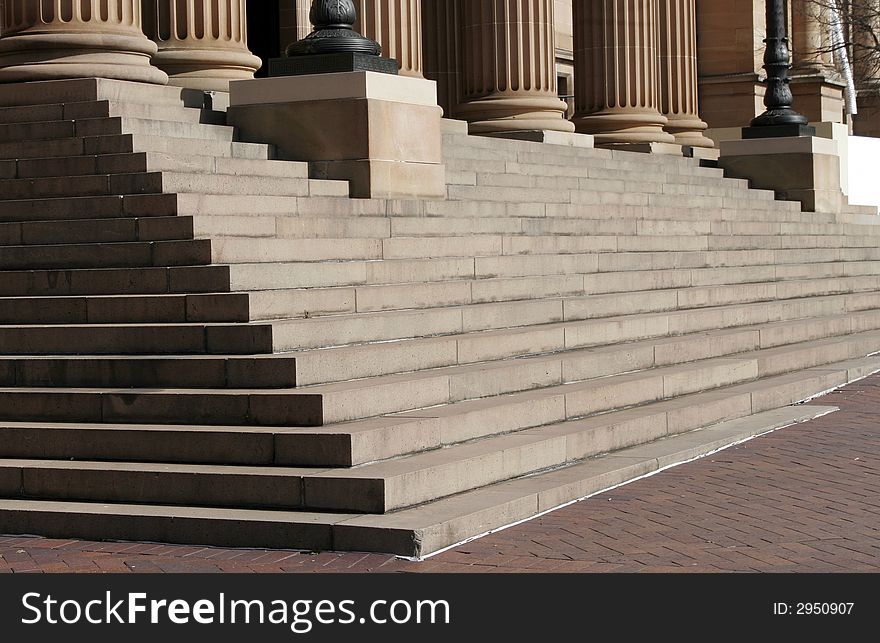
[0,403,841,558]
[0,151,312,181]
[1,271,877,329]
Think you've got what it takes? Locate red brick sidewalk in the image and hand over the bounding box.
[2,375,879,573]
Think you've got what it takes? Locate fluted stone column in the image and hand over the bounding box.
[457,0,573,134]
[354,0,423,77]
[573,0,673,145]
[0,0,167,84]
[142,0,261,91]
[421,0,460,117]
[658,0,712,148]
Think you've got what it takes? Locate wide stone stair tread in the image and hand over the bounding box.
[0,283,877,358]
[0,404,845,556]
[1,272,877,325]
[2,151,310,180]
[0,328,875,436]
[1,83,879,555]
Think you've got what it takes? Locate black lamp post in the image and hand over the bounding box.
[269,0,398,77]
[287,0,380,56]
[746,0,814,137]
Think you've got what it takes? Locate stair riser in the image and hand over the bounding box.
[0,266,230,297]
[267,281,867,352]
[0,391,322,426]
[0,217,194,246]
[0,323,273,356]
[0,366,856,514]
[0,294,250,325]
[301,369,853,512]
[289,294,880,386]
[0,466,305,510]
[0,240,212,270]
[1,316,876,434]
[0,356,297,389]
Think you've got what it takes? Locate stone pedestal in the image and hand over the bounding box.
[228,72,445,199]
[0,0,167,84]
[572,0,675,146]
[142,0,261,91]
[719,136,846,213]
[457,0,573,134]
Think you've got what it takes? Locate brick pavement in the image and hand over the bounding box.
[2,375,879,573]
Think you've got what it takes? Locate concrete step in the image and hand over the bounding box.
[448,157,750,189]
[0,100,226,126]
[0,459,323,510]
[0,240,212,270]
[0,194,175,224]
[1,329,875,467]
[0,404,842,556]
[0,171,334,201]
[0,116,237,145]
[221,250,880,293]
[0,355,299,389]
[258,281,880,352]
[0,358,871,517]
[0,134,271,163]
[1,305,877,429]
[300,360,866,513]
[1,300,875,389]
[0,265,230,297]
[0,293,251,324]
[1,249,876,300]
[0,216,194,246]
[5,151,310,181]
[0,321,274,356]
[468,171,777,202]
[0,78,214,110]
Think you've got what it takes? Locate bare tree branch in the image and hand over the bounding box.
[795,0,880,86]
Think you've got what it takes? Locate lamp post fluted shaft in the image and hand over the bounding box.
[751,0,809,127]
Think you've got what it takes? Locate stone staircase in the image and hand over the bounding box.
[0,78,878,557]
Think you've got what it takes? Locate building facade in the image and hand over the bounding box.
[0,1,877,140]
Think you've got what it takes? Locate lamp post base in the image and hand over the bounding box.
[270,53,398,77]
[743,124,816,139]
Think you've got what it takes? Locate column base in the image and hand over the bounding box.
[154,47,263,92]
[719,136,846,213]
[665,115,715,148]
[573,109,675,146]
[603,142,683,156]
[0,32,167,85]
[479,130,594,148]
[228,71,445,200]
[457,95,575,135]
